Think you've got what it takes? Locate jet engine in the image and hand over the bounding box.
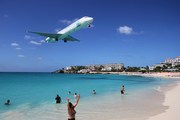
[45,37,56,43]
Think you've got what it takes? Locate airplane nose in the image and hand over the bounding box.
[89,17,93,23]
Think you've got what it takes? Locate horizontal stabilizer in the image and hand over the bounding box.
[63,35,81,42]
[26,31,62,38]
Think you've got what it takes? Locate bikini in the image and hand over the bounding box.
[68,109,76,120]
[70,109,76,116]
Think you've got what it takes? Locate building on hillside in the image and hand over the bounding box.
[149,63,166,70]
[102,67,112,71]
[66,67,72,70]
[86,65,102,71]
[165,56,180,67]
[106,63,124,70]
[78,69,90,73]
[87,63,124,71]
[149,65,156,70]
[68,63,124,71]
[149,56,180,70]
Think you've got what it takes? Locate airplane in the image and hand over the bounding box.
[26,16,93,43]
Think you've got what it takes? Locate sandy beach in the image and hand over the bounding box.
[89,72,180,78]
[145,73,180,120]
[89,72,180,120]
[147,82,180,120]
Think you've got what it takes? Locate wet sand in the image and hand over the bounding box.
[147,82,180,120]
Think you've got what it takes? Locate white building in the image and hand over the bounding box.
[66,67,72,70]
[149,56,180,70]
[165,56,180,67]
[149,63,165,70]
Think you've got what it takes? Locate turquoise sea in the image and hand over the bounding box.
[0,72,179,120]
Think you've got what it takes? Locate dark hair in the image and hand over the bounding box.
[122,85,124,87]
[75,93,77,95]
[69,102,72,108]
[7,100,10,102]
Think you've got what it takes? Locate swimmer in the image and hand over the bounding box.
[66,94,80,120]
[55,94,61,103]
[92,90,96,94]
[74,93,78,98]
[121,85,125,94]
[68,91,71,94]
[4,100,10,105]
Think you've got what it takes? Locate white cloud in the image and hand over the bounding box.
[118,26,134,35]
[29,41,41,45]
[55,28,61,33]
[37,57,42,60]
[18,55,25,57]
[117,26,143,35]
[25,35,34,39]
[16,47,21,50]
[59,18,79,25]
[40,40,45,42]
[11,43,19,46]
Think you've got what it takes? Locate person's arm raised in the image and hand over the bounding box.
[74,94,80,108]
[66,97,71,115]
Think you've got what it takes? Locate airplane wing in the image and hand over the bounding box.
[26,31,62,38]
[63,35,81,42]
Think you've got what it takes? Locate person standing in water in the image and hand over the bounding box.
[4,100,10,105]
[66,94,80,120]
[55,94,61,103]
[74,93,78,98]
[121,85,125,94]
[92,90,96,94]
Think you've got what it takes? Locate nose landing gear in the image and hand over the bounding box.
[88,23,91,27]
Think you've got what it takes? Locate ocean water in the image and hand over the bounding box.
[0,72,179,120]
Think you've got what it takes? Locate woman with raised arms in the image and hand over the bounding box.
[66,94,80,120]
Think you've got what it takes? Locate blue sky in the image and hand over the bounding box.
[0,0,180,72]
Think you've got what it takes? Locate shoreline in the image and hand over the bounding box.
[147,82,180,120]
[88,72,180,78]
[139,73,180,120]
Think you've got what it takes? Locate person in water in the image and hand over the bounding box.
[74,93,77,98]
[92,90,96,94]
[5,100,10,105]
[55,94,61,103]
[68,91,71,94]
[121,85,125,94]
[66,94,80,120]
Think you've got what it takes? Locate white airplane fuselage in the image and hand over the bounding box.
[45,16,93,43]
